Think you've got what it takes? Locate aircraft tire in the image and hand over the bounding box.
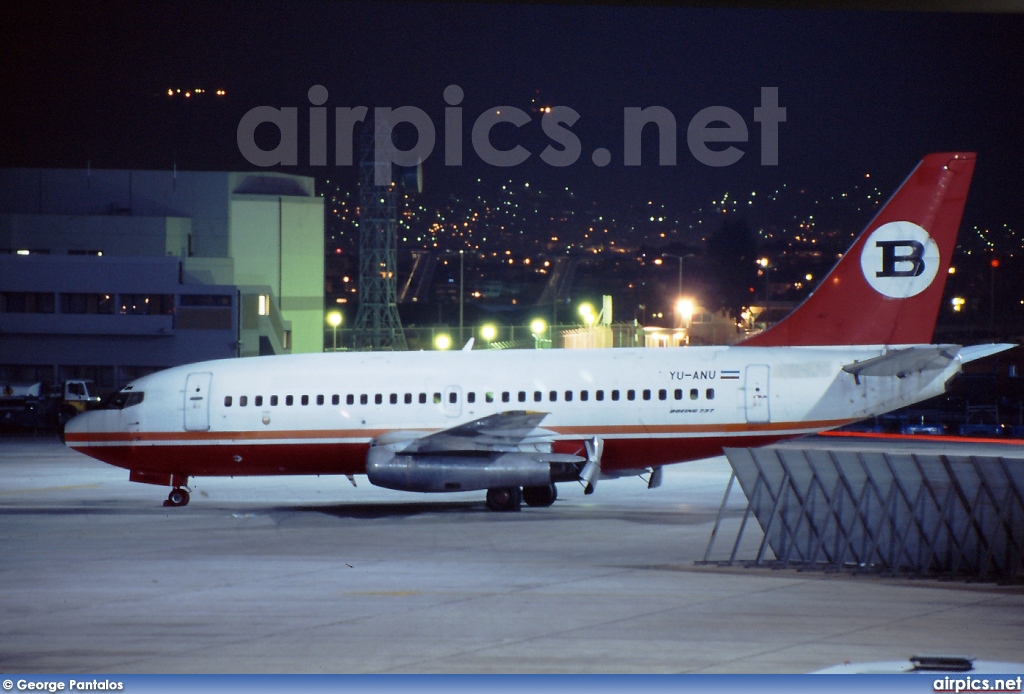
[522,484,557,507]
[485,486,522,512]
[166,488,190,507]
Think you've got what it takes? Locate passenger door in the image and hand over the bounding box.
[184,372,212,431]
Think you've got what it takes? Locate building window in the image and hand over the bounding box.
[119,294,173,315]
[257,294,270,316]
[2,292,56,314]
[60,293,115,315]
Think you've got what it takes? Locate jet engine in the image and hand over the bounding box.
[366,446,582,493]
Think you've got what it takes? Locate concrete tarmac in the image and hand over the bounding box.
[1,434,1022,674]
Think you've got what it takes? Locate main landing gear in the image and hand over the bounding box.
[164,487,191,507]
[486,484,558,512]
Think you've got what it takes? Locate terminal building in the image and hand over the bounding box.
[0,168,324,392]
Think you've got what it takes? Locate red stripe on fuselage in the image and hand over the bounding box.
[69,431,810,480]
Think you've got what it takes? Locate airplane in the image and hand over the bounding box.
[64,152,1014,511]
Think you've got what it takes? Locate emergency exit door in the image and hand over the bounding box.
[184,372,212,431]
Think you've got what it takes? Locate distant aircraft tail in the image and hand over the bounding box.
[741,152,976,347]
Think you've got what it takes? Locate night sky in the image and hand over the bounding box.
[3,1,1023,227]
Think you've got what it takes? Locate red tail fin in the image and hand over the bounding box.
[741,152,976,347]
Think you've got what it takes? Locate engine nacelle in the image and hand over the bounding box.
[366,447,581,493]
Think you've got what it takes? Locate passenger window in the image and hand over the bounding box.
[690,388,698,400]
[580,390,589,401]
[316,394,324,406]
[285,395,294,406]
[627,389,636,401]
[301,395,309,406]
[642,389,651,401]
[224,396,232,407]
[360,394,368,405]
[255,395,264,407]
[564,390,573,402]
[467,392,476,404]
[611,390,620,401]
[346,394,354,405]
[517,391,526,403]
[549,391,557,402]
[270,395,279,406]
[674,389,683,400]
[239,396,248,407]
[534,391,542,402]
[706,388,715,400]
[375,394,383,405]
[596,390,604,401]
[332,394,340,405]
[486,392,494,403]
[390,393,398,405]
[658,389,667,401]
[405,393,412,404]
[501,391,510,403]
[419,393,427,404]
[433,392,441,404]
[448,392,457,404]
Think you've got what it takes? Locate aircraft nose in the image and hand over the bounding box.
[62,408,96,445]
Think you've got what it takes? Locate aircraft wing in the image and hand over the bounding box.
[399,410,557,454]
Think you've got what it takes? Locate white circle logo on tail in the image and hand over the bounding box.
[859,221,939,298]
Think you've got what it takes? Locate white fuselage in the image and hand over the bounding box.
[65,343,959,480]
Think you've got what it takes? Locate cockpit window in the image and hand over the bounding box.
[102,390,144,410]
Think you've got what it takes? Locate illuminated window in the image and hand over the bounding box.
[257,294,270,316]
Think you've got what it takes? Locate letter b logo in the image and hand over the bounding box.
[860,221,939,298]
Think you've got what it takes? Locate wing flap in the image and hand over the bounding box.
[399,410,553,454]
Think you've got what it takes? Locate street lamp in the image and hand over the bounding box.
[578,303,595,325]
[530,318,547,349]
[434,333,452,350]
[326,311,343,351]
[480,324,497,345]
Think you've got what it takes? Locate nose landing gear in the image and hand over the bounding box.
[164,487,191,507]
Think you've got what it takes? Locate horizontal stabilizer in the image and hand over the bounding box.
[958,343,1015,364]
[843,345,959,379]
